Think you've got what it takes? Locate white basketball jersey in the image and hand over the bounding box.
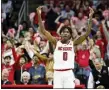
[53,40,75,69]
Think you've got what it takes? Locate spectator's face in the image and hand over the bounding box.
[42,6,48,13]
[39,41,46,48]
[95,15,99,20]
[2,71,9,81]
[19,36,24,43]
[79,8,84,12]
[19,57,26,65]
[64,20,70,25]
[94,61,102,70]
[50,0,54,4]
[89,39,94,47]
[24,32,31,40]
[65,5,70,12]
[91,52,97,60]
[85,1,89,6]
[3,37,7,43]
[60,4,64,9]
[54,7,60,13]
[96,31,102,38]
[33,56,39,64]
[23,23,27,29]
[78,13,83,19]
[81,41,87,50]
[22,75,30,82]
[17,48,23,55]
[44,0,48,5]
[4,57,11,65]
[29,28,34,36]
[60,28,71,41]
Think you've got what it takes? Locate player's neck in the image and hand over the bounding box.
[61,39,70,44]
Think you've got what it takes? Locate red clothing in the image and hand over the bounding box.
[1,44,5,56]
[12,47,32,70]
[34,12,46,25]
[1,43,9,56]
[76,49,90,67]
[12,47,21,70]
[2,47,32,84]
[2,64,16,84]
[2,47,21,84]
[95,39,105,58]
[1,52,20,84]
[99,24,108,46]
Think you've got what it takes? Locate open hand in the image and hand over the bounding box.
[36,6,43,14]
[89,7,94,17]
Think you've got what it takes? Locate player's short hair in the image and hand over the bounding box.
[59,26,72,36]
[4,55,11,60]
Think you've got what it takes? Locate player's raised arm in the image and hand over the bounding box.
[37,6,57,46]
[32,48,48,61]
[73,7,94,46]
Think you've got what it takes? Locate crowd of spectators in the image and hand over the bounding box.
[1,0,109,89]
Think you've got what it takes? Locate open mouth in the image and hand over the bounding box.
[63,36,68,38]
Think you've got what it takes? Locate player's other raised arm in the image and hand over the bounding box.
[37,6,57,46]
[73,7,94,46]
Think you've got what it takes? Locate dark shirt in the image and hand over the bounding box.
[1,80,12,85]
[92,66,109,89]
[20,81,31,85]
[14,69,27,84]
[45,9,58,30]
[28,65,46,84]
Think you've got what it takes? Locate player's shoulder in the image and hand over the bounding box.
[56,40,62,45]
[69,40,74,45]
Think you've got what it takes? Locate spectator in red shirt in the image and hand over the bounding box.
[2,68,12,85]
[14,55,32,84]
[75,40,91,87]
[11,44,32,84]
[2,55,19,84]
[95,30,105,59]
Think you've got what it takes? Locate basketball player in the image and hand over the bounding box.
[37,6,94,88]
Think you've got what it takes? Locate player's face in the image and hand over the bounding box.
[60,28,71,41]
[4,57,11,65]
